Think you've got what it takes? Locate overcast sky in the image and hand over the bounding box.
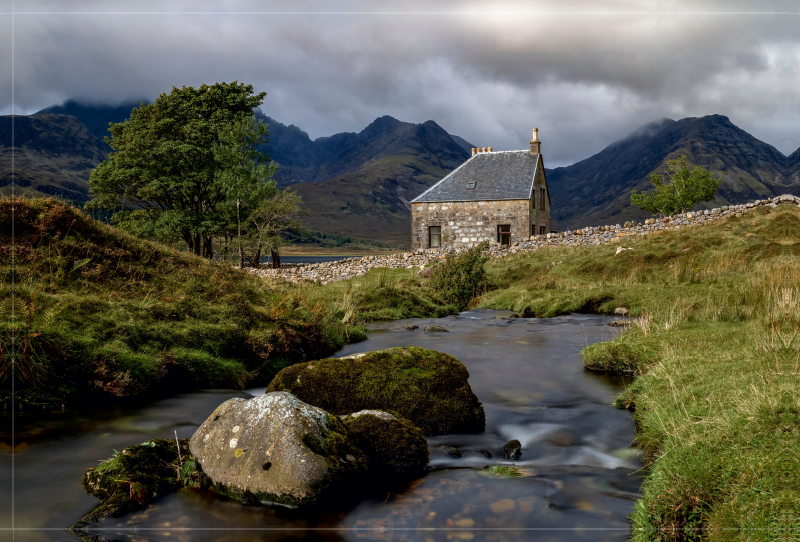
[2,0,799,166]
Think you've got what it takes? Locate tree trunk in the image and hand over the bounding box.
[237,198,243,268]
[271,249,281,269]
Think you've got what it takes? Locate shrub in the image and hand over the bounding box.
[428,242,489,310]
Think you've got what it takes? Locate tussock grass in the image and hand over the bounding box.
[478,204,800,538]
[0,197,453,411]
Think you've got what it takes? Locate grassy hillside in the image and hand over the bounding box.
[477,203,800,538]
[1,197,456,412]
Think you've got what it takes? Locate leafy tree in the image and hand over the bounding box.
[214,115,278,266]
[244,189,309,268]
[630,156,722,216]
[86,82,268,258]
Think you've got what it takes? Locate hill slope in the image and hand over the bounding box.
[547,115,800,228]
[0,113,108,201]
[36,99,146,142]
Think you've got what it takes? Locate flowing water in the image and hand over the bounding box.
[2,310,643,542]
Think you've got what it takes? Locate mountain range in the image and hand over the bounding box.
[1,99,799,246]
[549,115,800,229]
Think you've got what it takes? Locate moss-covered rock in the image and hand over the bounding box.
[341,410,428,476]
[189,392,368,508]
[71,438,204,529]
[267,346,485,436]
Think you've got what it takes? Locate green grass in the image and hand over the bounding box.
[0,197,456,411]
[477,204,800,539]
[479,463,525,478]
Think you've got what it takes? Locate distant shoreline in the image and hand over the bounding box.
[281,246,400,256]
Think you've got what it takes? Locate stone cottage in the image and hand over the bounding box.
[410,129,551,250]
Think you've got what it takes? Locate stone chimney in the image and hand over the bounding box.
[472,148,477,156]
[488,147,493,152]
[529,128,541,154]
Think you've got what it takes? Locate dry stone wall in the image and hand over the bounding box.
[250,195,800,285]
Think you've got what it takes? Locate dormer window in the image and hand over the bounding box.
[467,182,476,189]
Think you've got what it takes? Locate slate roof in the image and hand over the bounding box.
[411,150,540,203]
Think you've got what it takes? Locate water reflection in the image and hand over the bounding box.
[2,310,642,541]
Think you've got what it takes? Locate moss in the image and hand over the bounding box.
[71,438,205,529]
[342,412,428,475]
[267,346,485,436]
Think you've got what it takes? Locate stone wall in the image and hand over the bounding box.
[250,195,800,285]
[410,200,531,251]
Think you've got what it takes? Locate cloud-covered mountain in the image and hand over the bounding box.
[548,114,800,229]
[36,99,147,142]
[3,101,799,246]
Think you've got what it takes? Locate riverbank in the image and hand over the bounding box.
[476,202,800,537]
[1,197,456,412]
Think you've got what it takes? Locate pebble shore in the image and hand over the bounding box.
[248,194,800,285]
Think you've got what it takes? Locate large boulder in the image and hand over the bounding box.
[341,410,429,476]
[267,346,485,436]
[189,391,368,507]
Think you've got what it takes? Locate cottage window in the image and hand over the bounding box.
[539,188,546,210]
[429,226,441,248]
[467,182,476,189]
[539,225,546,235]
[530,223,535,236]
[498,224,511,246]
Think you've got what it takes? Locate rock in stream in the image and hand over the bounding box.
[189,391,368,507]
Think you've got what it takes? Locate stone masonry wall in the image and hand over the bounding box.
[250,195,800,285]
[410,200,530,251]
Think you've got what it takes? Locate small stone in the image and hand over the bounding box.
[405,324,419,331]
[489,498,517,514]
[424,325,449,332]
[502,439,521,460]
[438,445,462,458]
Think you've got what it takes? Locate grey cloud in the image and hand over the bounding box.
[4,0,799,165]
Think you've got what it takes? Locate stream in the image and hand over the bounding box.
[2,310,643,542]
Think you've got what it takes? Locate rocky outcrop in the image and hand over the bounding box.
[189,391,368,507]
[267,346,485,436]
[340,410,429,476]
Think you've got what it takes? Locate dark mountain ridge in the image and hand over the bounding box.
[548,114,800,228]
[256,112,471,187]
[37,99,147,142]
[4,99,800,245]
[0,113,109,200]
